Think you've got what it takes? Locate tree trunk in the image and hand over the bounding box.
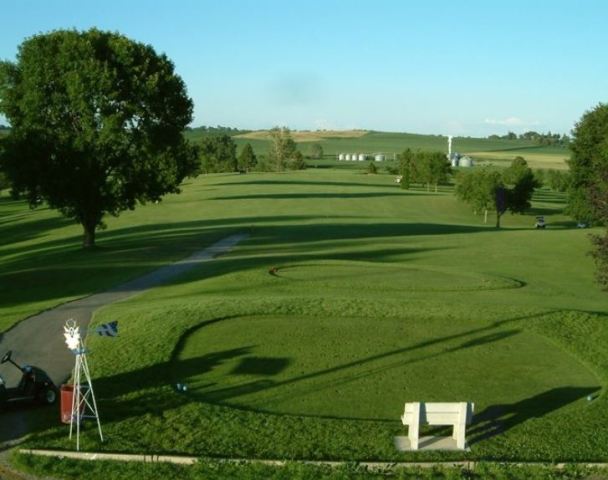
[484,209,488,224]
[82,222,96,248]
[496,212,502,229]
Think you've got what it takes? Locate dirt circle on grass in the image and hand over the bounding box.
[270,260,523,292]
[174,313,599,421]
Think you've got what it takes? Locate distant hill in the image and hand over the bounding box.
[235,129,368,142]
[185,129,569,169]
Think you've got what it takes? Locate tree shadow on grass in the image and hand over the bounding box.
[209,192,415,201]
[468,386,599,445]
[87,313,549,418]
[0,214,504,315]
[13,311,601,453]
[214,179,399,190]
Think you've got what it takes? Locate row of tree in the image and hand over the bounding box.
[488,131,570,146]
[186,125,249,136]
[199,128,307,174]
[398,149,451,191]
[455,157,539,228]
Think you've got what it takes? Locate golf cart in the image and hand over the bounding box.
[0,350,58,408]
[535,216,546,229]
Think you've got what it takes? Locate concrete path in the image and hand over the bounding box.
[0,233,247,445]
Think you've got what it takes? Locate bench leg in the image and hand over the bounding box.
[408,402,420,450]
[455,403,467,449]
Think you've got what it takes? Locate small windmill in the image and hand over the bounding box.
[63,319,104,451]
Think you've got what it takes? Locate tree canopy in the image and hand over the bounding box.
[568,103,608,288]
[238,143,257,172]
[0,29,199,247]
[456,158,538,227]
[398,149,451,191]
[309,143,323,159]
[268,127,298,171]
[199,134,237,173]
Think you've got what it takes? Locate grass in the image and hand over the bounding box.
[12,454,608,480]
[2,168,606,475]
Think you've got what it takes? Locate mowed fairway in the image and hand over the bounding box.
[5,168,608,461]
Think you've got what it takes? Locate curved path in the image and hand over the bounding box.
[0,233,247,446]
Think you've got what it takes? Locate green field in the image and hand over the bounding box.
[3,167,607,467]
[184,130,570,170]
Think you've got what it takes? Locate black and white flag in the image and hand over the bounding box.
[96,321,119,337]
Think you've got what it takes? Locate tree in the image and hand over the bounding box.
[310,143,323,159]
[546,169,570,192]
[455,158,538,228]
[568,103,608,288]
[502,157,539,216]
[268,127,297,171]
[238,143,257,172]
[367,161,377,174]
[427,151,452,192]
[456,168,503,225]
[415,151,451,191]
[199,134,237,173]
[399,148,414,189]
[567,104,608,226]
[289,150,307,170]
[0,29,198,248]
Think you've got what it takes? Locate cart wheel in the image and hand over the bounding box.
[39,386,57,405]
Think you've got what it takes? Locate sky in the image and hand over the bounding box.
[1,0,607,136]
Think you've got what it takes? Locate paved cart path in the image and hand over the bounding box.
[0,233,247,446]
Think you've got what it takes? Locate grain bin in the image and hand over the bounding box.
[338,153,345,161]
[459,156,473,167]
[374,154,385,162]
[345,154,351,161]
[358,153,366,161]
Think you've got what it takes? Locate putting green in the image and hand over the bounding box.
[269,260,522,292]
[175,314,600,421]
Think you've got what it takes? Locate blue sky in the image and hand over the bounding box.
[1,0,607,136]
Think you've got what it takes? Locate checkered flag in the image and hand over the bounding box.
[96,321,119,337]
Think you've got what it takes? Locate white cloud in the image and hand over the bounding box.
[484,116,540,127]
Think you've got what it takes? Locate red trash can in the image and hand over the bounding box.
[60,384,74,424]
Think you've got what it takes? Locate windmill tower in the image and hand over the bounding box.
[63,319,103,451]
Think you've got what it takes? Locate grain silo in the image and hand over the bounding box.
[459,156,474,167]
[374,154,385,162]
[358,153,366,161]
[338,153,345,161]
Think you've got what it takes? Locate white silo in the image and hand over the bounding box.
[345,154,351,161]
[374,154,385,162]
[358,153,366,161]
[459,156,473,167]
[338,153,345,161]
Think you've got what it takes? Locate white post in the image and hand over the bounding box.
[454,402,467,449]
[408,402,421,450]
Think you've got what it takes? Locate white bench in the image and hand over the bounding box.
[400,402,474,450]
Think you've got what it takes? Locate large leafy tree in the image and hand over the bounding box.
[456,167,503,225]
[268,127,297,171]
[568,103,608,287]
[456,158,538,228]
[199,134,237,173]
[502,156,540,214]
[0,29,199,247]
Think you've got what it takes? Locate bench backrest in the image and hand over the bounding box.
[402,402,474,426]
